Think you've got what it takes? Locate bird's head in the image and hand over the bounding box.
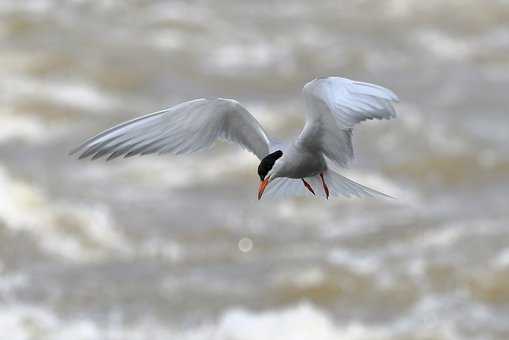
[257,150,283,200]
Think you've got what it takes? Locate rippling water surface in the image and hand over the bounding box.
[1,1,509,339]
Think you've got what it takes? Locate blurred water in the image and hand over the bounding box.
[1,0,509,339]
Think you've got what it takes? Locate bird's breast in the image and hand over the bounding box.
[279,146,326,179]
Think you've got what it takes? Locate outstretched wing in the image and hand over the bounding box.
[71,98,271,160]
[298,77,399,167]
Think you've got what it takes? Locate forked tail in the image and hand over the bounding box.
[263,169,393,199]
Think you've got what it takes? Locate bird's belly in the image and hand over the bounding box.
[281,150,326,179]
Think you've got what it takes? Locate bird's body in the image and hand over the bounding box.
[269,141,327,179]
[71,76,399,200]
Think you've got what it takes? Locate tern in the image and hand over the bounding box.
[71,76,399,200]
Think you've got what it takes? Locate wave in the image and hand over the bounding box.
[0,166,130,262]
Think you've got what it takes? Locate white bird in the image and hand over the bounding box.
[71,76,399,200]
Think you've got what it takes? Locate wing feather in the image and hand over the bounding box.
[298,76,399,167]
[71,98,271,160]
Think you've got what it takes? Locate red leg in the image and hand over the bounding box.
[301,179,315,195]
[320,173,329,199]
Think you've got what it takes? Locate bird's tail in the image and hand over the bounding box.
[263,169,392,199]
[322,169,393,199]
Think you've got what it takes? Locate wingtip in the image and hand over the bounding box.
[69,148,85,159]
[78,152,91,160]
[68,144,81,156]
[380,192,396,200]
[364,186,396,200]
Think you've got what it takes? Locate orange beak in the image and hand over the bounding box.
[257,177,270,200]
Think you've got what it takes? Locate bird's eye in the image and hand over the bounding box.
[257,150,283,180]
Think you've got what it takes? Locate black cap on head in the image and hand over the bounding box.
[257,150,283,180]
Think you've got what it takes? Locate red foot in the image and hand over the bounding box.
[301,179,315,195]
[320,173,329,199]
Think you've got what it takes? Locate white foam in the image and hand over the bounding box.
[0,110,48,143]
[0,302,389,340]
[393,293,495,340]
[328,249,379,275]
[0,50,114,114]
[274,200,333,225]
[319,215,382,239]
[1,299,498,340]
[0,273,28,298]
[215,303,379,340]
[3,76,116,112]
[416,29,471,60]
[245,102,292,134]
[274,268,326,289]
[419,227,463,249]
[137,238,182,263]
[390,102,469,156]
[0,0,52,14]
[427,122,469,155]
[495,248,509,268]
[148,30,184,50]
[0,166,130,262]
[205,42,289,74]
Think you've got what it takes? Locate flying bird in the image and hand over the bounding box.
[71,76,399,200]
